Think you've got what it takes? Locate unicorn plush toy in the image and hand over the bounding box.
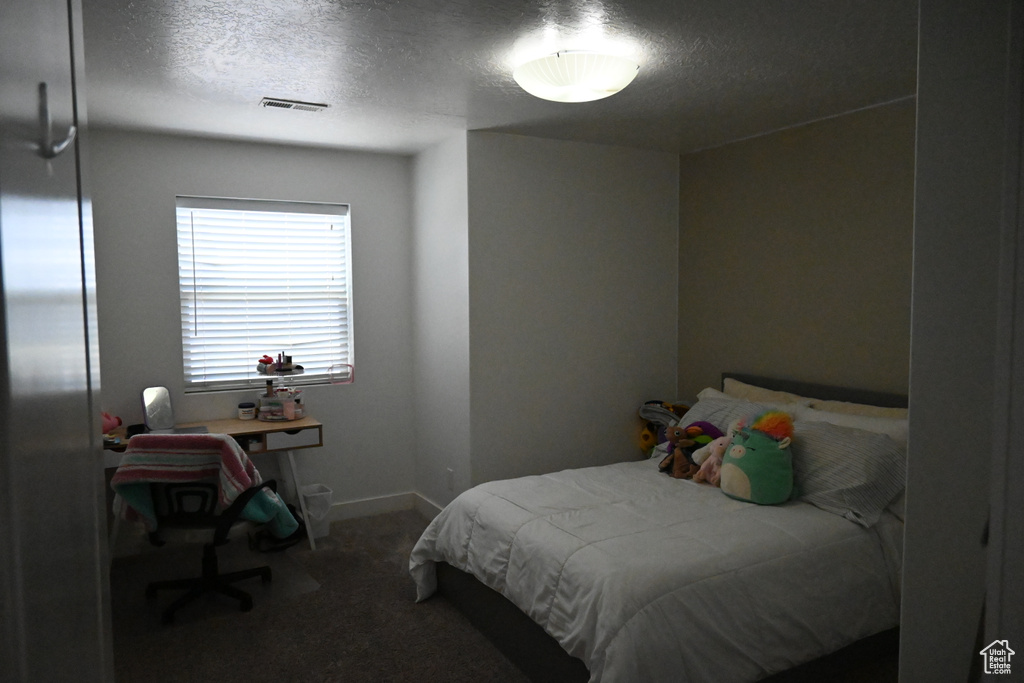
[719,411,795,505]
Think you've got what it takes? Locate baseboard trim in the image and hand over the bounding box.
[322,491,442,523]
[412,493,445,519]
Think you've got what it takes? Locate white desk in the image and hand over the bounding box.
[106,416,325,551]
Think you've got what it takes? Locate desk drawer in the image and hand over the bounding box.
[265,426,322,451]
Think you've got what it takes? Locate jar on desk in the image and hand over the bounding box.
[257,399,289,421]
[255,388,304,421]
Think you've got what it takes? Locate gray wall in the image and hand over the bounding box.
[412,134,471,508]
[89,128,681,513]
[677,100,916,400]
[900,2,1018,679]
[467,133,679,484]
[88,130,418,507]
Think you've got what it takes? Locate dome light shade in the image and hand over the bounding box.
[512,50,639,103]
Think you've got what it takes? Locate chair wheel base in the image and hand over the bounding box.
[145,551,272,624]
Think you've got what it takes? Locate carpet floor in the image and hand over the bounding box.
[110,509,528,683]
[110,509,898,683]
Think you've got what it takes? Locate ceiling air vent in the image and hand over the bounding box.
[259,97,329,113]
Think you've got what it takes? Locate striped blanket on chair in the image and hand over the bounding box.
[111,433,298,539]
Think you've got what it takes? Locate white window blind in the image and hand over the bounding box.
[176,196,353,392]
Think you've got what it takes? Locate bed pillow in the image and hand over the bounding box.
[697,386,795,411]
[723,377,906,418]
[807,398,908,419]
[790,420,906,527]
[680,394,787,434]
[696,386,734,402]
[796,405,908,449]
[722,378,809,406]
[886,490,906,522]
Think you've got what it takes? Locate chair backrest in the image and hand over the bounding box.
[146,476,279,548]
[150,480,221,529]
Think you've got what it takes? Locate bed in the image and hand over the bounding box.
[409,374,908,682]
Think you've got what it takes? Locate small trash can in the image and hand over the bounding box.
[301,483,333,538]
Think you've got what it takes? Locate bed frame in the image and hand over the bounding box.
[720,372,908,409]
[434,373,907,682]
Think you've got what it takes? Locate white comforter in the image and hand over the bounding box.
[409,459,903,683]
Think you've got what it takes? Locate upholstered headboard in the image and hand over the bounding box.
[721,372,908,409]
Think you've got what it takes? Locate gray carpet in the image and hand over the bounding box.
[111,509,898,683]
[110,509,529,683]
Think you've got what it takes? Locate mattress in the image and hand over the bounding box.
[409,458,902,683]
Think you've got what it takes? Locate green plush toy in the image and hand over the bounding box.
[720,411,794,505]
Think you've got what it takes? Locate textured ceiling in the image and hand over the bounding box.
[80,0,918,155]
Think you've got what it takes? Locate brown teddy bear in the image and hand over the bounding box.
[658,424,700,479]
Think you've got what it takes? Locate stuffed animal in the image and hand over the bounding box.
[691,419,739,486]
[692,437,729,485]
[682,420,724,446]
[720,411,795,505]
[101,411,122,434]
[639,421,660,452]
[658,423,699,479]
[638,401,690,455]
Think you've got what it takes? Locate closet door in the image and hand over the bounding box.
[0,0,111,680]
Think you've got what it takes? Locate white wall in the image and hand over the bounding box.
[412,134,471,508]
[467,133,679,484]
[89,130,417,508]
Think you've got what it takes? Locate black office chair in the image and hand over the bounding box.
[144,478,276,624]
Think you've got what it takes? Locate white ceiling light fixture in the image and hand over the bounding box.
[512,50,639,103]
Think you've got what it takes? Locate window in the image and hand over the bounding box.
[176,196,353,392]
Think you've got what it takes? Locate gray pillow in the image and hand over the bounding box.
[791,420,906,527]
[678,397,780,433]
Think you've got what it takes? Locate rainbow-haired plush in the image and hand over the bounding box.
[744,411,794,441]
[720,411,795,505]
